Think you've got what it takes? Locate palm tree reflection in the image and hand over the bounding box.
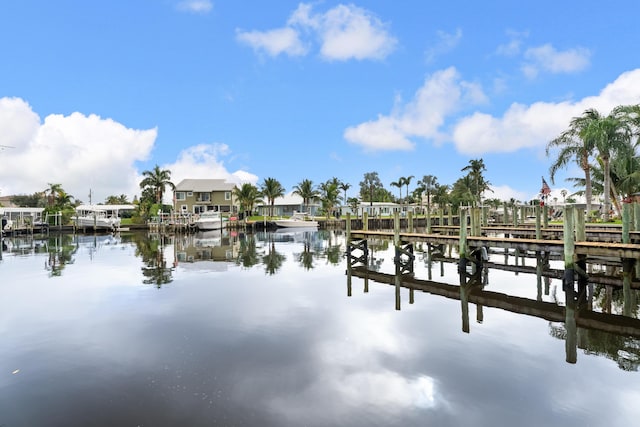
[133,233,174,288]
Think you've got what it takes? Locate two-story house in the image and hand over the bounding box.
[173,179,236,215]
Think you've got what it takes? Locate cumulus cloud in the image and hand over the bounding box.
[344,67,487,151]
[451,68,640,155]
[237,3,397,61]
[236,27,308,57]
[0,97,255,204]
[164,143,258,191]
[0,97,156,204]
[522,44,591,79]
[176,0,213,14]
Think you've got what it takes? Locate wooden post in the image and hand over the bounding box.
[346,213,351,241]
[438,208,443,227]
[448,205,453,227]
[622,202,631,244]
[363,211,368,231]
[574,207,586,242]
[623,259,634,317]
[481,206,487,228]
[427,206,432,234]
[634,202,640,232]
[503,201,509,224]
[459,207,468,259]
[394,210,400,247]
[564,205,575,271]
[543,204,549,228]
[408,211,413,233]
[535,205,541,240]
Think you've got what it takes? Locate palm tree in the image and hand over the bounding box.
[390,179,403,203]
[339,182,351,206]
[45,183,63,207]
[579,109,630,220]
[547,111,600,217]
[292,179,320,213]
[360,172,383,206]
[461,159,489,206]
[402,175,414,205]
[233,183,262,219]
[419,175,438,214]
[260,177,285,218]
[139,165,175,204]
[319,179,341,219]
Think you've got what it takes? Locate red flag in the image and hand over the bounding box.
[540,177,551,196]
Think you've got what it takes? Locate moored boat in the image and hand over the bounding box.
[194,210,228,230]
[273,212,318,228]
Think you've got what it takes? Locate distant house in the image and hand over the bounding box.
[339,201,402,217]
[257,192,321,217]
[173,179,236,215]
[0,196,17,208]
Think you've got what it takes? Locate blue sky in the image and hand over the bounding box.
[1,0,639,204]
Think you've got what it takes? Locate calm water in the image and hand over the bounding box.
[1,229,638,427]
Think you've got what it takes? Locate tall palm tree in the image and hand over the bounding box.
[45,183,63,207]
[260,177,285,217]
[292,179,320,213]
[233,183,262,218]
[360,172,382,206]
[339,182,351,206]
[402,175,414,204]
[139,165,175,204]
[390,179,403,203]
[319,179,341,219]
[579,109,630,220]
[547,111,601,217]
[419,175,438,214]
[461,159,489,206]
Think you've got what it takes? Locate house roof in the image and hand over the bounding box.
[175,179,235,192]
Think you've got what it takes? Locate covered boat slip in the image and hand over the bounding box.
[1,207,47,234]
[73,204,136,232]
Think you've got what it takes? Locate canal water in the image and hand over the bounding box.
[0,229,638,427]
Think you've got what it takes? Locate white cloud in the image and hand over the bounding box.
[344,67,487,151]
[425,28,462,63]
[237,3,397,61]
[495,30,529,57]
[311,4,397,61]
[0,98,257,205]
[451,68,640,155]
[0,97,156,203]
[522,43,591,78]
[163,144,258,199]
[235,27,307,58]
[176,0,213,14]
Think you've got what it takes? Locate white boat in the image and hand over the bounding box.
[73,205,126,231]
[194,210,228,230]
[273,212,319,228]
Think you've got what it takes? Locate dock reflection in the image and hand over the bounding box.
[346,262,640,369]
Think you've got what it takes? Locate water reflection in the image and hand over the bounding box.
[347,242,640,371]
[2,230,640,426]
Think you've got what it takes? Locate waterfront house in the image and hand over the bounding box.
[173,179,237,215]
[256,192,321,217]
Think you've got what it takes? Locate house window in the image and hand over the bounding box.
[175,192,186,201]
[187,192,193,197]
[193,205,206,214]
[225,191,231,201]
[181,205,188,213]
[197,192,210,202]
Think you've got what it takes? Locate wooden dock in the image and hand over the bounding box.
[348,229,640,260]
